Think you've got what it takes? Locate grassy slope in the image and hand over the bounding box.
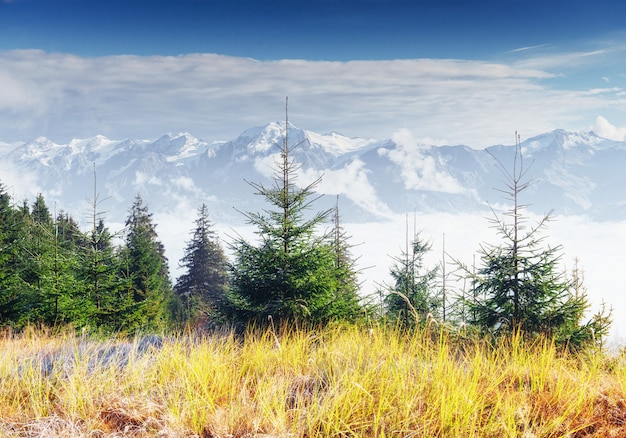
[0,324,625,437]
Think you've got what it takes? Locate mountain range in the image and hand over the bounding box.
[3,124,626,341]
[1,123,624,227]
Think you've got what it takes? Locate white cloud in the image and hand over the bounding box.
[582,87,622,96]
[378,129,466,194]
[298,159,394,218]
[254,151,394,218]
[172,176,200,193]
[154,211,196,278]
[254,154,281,179]
[0,157,42,201]
[592,116,626,141]
[513,48,615,70]
[133,171,162,186]
[0,49,622,148]
[510,44,550,53]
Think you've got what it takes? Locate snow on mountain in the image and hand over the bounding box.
[1,124,625,227]
[520,129,624,156]
[304,130,380,156]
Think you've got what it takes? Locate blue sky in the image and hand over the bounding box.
[2,0,625,60]
[0,0,625,146]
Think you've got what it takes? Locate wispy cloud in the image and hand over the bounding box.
[510,44,550,53]
[513,47,620,70]
[582,87,623,96]
[0,49,623,148]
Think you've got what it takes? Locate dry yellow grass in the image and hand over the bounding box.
[0,324,625,437]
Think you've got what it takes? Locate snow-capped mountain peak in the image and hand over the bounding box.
[520,129,605,156]
[304,130,380,156]
[67,135,116,151]
[1,124,625,224]
[9,136,61,165]
[147,132,211,162]
[236,121,288,153]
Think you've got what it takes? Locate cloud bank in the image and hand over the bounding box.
[1,49,625,147]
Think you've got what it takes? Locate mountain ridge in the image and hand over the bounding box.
[1,124,624,226]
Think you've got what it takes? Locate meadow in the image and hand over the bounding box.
[1,324,625,437]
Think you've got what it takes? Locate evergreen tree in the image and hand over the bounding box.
[327,195,363,321]
[17,198,86,327]
[56,211,85,249]
[31,193,53,227]
[118,195,176,332]
[175,204,229,325]
[78,169,126,331]
[47,211,87,326]
[0,183,27,325]
[227,99,362,326]
[81,218,125,329]
[383,223,440,327]
[4,198,35,326]
[18,193,57,324]
[464,134,611,347]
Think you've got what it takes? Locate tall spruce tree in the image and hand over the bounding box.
[81,218,125,329]
[16,198,87,327]
[0,182,27,325]
[464,134,611,347]
[175,204,229,325]
[79,167,126,330]
[7,199,35,326]
[19,194,57,324]
[227,98,362,326]
[31,193,53,228]
[118,195,176,332]
[48,211,87,326]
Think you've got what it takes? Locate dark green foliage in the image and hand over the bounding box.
[464,138,611,348]
[175,204,229,326]
[0,184,181,332]
[227,106,362,327]
[56,211,85,250]
[117,195,177,332]
[383,230,440,327]
[80,218,126,330]
[0,183,29,324]
[77,168,128,331]
[31,193,53,227]
[229,231,361,325]
[328,196,363,321]
[19,194,60,325]
[556,260,612,348]
[21,205,87,326]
